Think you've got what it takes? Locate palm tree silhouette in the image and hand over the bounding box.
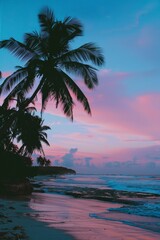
[0,97,50,156]
[17,114,50,156]
[36,156,51,167]
[0,7,104,120]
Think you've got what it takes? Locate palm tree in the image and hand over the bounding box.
[37,156,51,167]
[0,97,50,156]
[17,114,50,156]
[37,155,46,167]
[45,159,51,167]
[0,7,104,120]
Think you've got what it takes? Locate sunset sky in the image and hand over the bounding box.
[1,0,160,174]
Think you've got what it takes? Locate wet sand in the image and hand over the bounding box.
[0,195,74,240]
[29,193,160,240]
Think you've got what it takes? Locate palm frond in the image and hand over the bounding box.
[60,90,74,120]
[2,68,36,108]
[0,38,37,61]
[63,17,83,39]
[47,22,70,56]
[24,31,42,54]
[58,42,104,66]
[40,131,47,138]
[0,68,28,94]
[40,135,50,146]
[41,69,74,119]
[47,19,83,57]
[24,106,37,113]
[62,61,98,89]
[38,7,55,33]
[41,125,51,131]
[2,79,28,108]
[18,70,36,96]
[61,71,91,115]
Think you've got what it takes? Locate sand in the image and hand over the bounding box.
[0,195,74,240]
[1,193,160,240]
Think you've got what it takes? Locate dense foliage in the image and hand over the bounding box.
[0,103,50,156]
[0,150,35,179]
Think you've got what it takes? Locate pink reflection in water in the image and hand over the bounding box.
[29,193,160,240]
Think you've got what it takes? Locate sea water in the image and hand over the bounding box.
[33,174,160,223]
[34,173,160,193]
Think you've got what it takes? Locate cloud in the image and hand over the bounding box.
[134,3,157,27]
[71,69,160,142]
[61,148,78,168]
[1,71,12,78]
[2,67,160,173]
[43,144,160,174]
[69,148,78,154]
[84,157,92,167]
[105,2,157,33]
[30,68,160,157]
[121,24,160,64]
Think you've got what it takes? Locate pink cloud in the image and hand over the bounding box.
[2,68,160,168]
[31,69,160,145]
[69,70,160,142]
[1,71,12,78]
[44,144,160,174]
[2,68,160,144]
[43,144,68,157]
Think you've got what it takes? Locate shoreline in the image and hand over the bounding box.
[1,192,160,240]
[0,195,75,240]
[29,193,160,240]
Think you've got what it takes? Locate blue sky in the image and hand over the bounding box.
[1,0,160,174]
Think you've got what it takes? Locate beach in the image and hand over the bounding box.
[1,175,160,240]
[0,193,160,240]
[0,195,74,240]
[29,193,160,240]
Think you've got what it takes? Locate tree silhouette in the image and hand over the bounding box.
[37,155,51,167]
[0,7,104,120]
[0,98,50,156]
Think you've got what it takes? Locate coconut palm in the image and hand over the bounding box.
[16,114,50,156]
[0,7,104,120]
[37,156,46,167]
[0,96,34,149]
[45,158,51,167]
[36,155,51,167]
[0,97,50,156]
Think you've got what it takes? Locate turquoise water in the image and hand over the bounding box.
[33,174,160,219]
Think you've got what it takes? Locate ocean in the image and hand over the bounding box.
[33,174,160,232]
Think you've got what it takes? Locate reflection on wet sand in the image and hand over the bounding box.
[29,193,160,240]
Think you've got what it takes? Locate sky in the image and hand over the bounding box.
[0,0,160,174]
